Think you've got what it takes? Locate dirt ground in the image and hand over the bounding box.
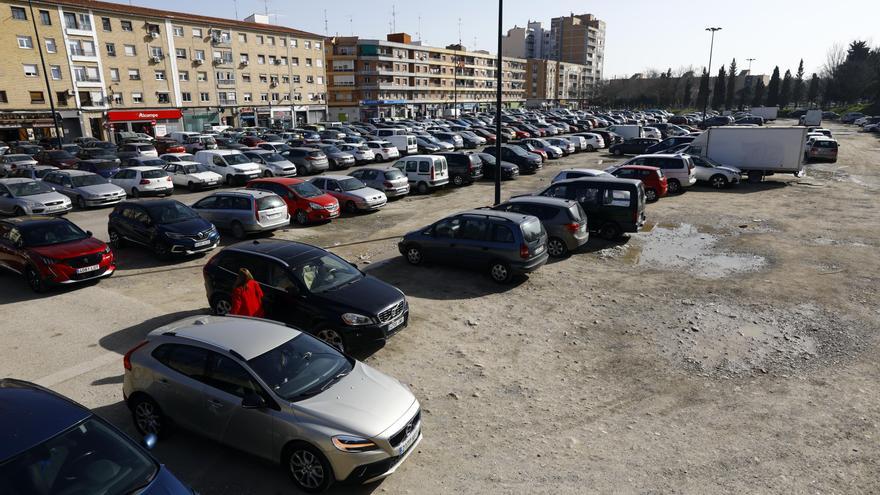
[2,120,879,494]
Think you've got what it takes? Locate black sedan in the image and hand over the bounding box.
[608,138,661,156]
[476,152,519,180]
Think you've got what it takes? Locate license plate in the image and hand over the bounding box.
[194,240,211,247]
[396,425,420,456]
[387,315,405,332]
[76,264,100,274]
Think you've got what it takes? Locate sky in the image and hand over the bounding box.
[132,0,878,78]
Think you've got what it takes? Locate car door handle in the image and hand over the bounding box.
[157,378,169,385]
[207,399,223,408]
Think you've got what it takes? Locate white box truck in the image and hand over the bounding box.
[687,126,808,181]
[750,107,779,121]
[605,124,643,139]
[799,109,822,127]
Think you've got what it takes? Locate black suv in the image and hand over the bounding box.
[437,152,484,186]
[609,138,661,156]
[481,145,542,174]
[108,199,219,259]
[204,239,408,354]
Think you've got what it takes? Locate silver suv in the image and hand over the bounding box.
[191,189,289,239]
[122,315,422,493]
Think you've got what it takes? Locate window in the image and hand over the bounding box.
[157,92,170,103]
[267,36,275,46]
[49,65,62,80]
[146,24,160,36]
[243,92,252,102]
[281,75,289,84]
[132,92,143,103]
[240,53,249,64]
[45,38,56,53]
[260,93,268,102]
[241,73,251,83]
[128,69,140,80]
[64,12,91,30]
[101,17,111,31]
[39,9,50,25]
[56,91,68,106]
[73,66,99,82]
[257,55,265,65]
[176,48,187,59]
[23,64,38,77]
[197,71,207,81]
[0,91,7,103]
[292,75,300,83]
[173,25,183,37]
[315,41,322,50]
[200,92,209,102]
[155,70,166,80]
[105,42,115,56]
[17,36,33,49]
[10,7,26,20]
[290,38,297,47]
[205,353,261,398]
[153,345,209,381]
[291,57,299,66]
[150,46,163,58]
[271,92,279,102]
[256,35,263,44]
[304,40,311,49]
[181,92,192,102]
[268,55,276,65]
[603,189,631,207]
[238,33,247,43]
[306,58,312,67]
[194,49,205,61]
[316,76,324,85]
[124,44,136,56]
[112,93,123,104]
[279,57,287,66]
[258,74,268,84]
[120,20,132,31]
[178,71,189,81]
[109,68,119,81]
[29,91,44,103]
[316,59,323,68]
[68,39,95,56]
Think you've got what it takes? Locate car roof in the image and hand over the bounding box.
[0,379,91,460]
[633,153,685,159]
[353,166,395,171]
[504,196,576,208]
[127,166,164,171]
[55,169,94,176]
[552,176,643,187]
[210,188,273,198]
[313,174,353,181]
[149,315,301,361]
[0,215,68,226]
[244,149,273,155]
[458,208,535,223]
[128,156,162,161]
[249,177,305,186]
[0,177,35,184]
[223,239,325,266]
[121,199,179,208]
[617,165,660,171]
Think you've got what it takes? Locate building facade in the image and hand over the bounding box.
[326,33,526,121]
[0,0,328,142]
[502,21,551,60]
[525,59,593,108]
[549,13,605,84]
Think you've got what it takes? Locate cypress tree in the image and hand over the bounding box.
[711,66,727,110]
[725,58,738,109]
[792,59,805,107]
[779,70,793,108]
[752,79,766,107]
[766,66,781,106]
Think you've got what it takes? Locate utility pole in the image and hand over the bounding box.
[28,0,63,147]
[493,0,503,205]
[746,58,756,74]
[702,27,722,125]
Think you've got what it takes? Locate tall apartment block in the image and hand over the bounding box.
[549,13,605,82]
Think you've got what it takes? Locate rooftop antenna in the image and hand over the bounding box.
[263,0,268,15]
[392,4,397,32]
[417,15,421,40]
[348,15,353,36]
[323,9,328,36]
[233,0,238,20]
[458,17,462,46]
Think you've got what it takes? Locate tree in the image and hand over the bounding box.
[779,70,793,108]
[725,58,738,109]
[752,78,766,107]
[682,77,693,108]
[807,73,820,106]
[696,69,710,111]
[766,66,781,106]
[711,66,727,110]
[792,59,805,107]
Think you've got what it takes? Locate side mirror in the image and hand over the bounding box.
[242,393,267,409]
[86,230,93,237]
[142,433,157,450]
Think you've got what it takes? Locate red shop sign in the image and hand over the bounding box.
[107,109,182,122]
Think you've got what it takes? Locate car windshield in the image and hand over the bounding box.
[478,153,496,165]
[48,151,75,159]
[71,174,107,187]
[262,153,286,163]
[180,164,201,174]
[224,154,252,165]
[177,154,195,161]
[140,159,166,168]
[248,334,354,401]
[384,169,405,180]
[290,182,322,198]
[141,170,166,179]
[291,253,363,294]
[88,161,118,171]
[20,220,89,247]
[6,181,53,196]
[337,178,365,191]
[321,146,341,154]
[0,417,158,495]
[146,202,199,224]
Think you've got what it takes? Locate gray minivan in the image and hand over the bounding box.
[493,197,589,257]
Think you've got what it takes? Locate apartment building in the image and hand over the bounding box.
[0,0,327,142]
[525,59,594,108]
[326,33,526,121]
[502,21,552,60]
[549,13,605,83]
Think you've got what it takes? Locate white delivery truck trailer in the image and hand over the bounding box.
[687,126,808,181]
[750,106,779,121]
[799,109,822,127]
[605,124,643,139]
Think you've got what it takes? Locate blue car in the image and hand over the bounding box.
[77,158,121,179]
[108,199,220,260]
[0,378,194,494]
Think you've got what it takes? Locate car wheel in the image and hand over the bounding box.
[231,221,247,240]
[586,144,595,152]
[130,395,167,438]
[226,174,234,185]
[108,229,125,249]
[489,261,512,283]
[373,155,382,163]
[645,188,658,202]
[187,181,197,192]
[405,244,423,265]
[283,443,333,493]
[417,182,429,194]
[212,294,232,315]
[600,222,622,240]
[295,209,309,225]
[344,201,358,214]
[547,237,568,258]
[75,196,86,209]
[452,174,464,187]
[710,174,728,189]
[130,188,140,198]
[667,179,682,194]
[315,327,345,353]
[263,170,274,177]
[613,148,622,156]
[12,206,26,217]
[25,266,44,293]
[152,241,171,260]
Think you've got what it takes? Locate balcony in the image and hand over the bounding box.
[211,36,232,47]
[217,79,236,87]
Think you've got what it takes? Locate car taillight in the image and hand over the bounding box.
[166,176,172,181]
[139,179,150,184]
[565,222,580,233]
[123,340,149,371]
[520,243,530,259]
[431,167,436,180]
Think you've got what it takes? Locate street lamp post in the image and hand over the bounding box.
[702,26,722,125]
[493,0,503,205]
[28,0,63,147]
[746,58,756,74]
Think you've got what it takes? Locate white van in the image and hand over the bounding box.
[194,150,261,185]
[392,155,449,194]
[386,134,418,155]
[169,131,200,144]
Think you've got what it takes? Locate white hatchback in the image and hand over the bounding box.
[110,166,174,198]
[163,162,223,191]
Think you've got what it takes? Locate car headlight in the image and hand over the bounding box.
[341,313,374,326]
[332,435,379,452]
[102,245,111,254]
[164,232,188,240]
[308,202,324,210]
[39,255,57,265]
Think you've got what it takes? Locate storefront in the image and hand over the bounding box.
[0,111,65,143]
[359,100,407,121]
[106,109,183,141]
[182,109,221,132]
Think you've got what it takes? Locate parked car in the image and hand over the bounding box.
[121,156,167,169]
[551,168,612,183]
[365,140,401,162]
[607,165,668,202]
[585,130,621,148]
[154,136,187,155]
[13,144,43,156]
[181,134,218,153]
[164,161,223,191]
[482,145,542,175]
[646,136,695,154]
[159,152,198,164]
[204,240,410,353]
[642,127,662,140]
[699,115,734,129]
[242,149,298,177]
[391,154,450,194]
[436,152,484,186]
[310,175,387,213]
[0,154,38,175]
[734,116,765,126]
[415,136,442,153]
[117,142,159,160]
[110,166,174,198]
[348,167,410,198]
[534,177,646,239]
[609,138,661,156]
[546,137,575,156]
[523,138,563,159]
[108,199,219,259]
[238,135,265,147]
[0,216,114,291]
[399,209,549,283]
[493,197,588,258]
[804,137,838,162]
[34,150,80,169]
[337,143,375,163]
[476,152,519,180]
[0,178,71,216]
[42,170,126,209]
[613,154,697,194]
[688,155,742,188]
[282,147,330,175]
[246,177,340,225]
[194,150,262,185]
[191,189,289,239]
[215,136,247,150]
[6,165,59,181]
[315,144,356,170]
[0,379,192,492]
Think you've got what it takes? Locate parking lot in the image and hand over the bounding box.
[2,120,880,493]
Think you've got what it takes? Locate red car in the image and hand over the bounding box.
[0,216,115,292]
[246,177,340,225]
[507,126,531,139]
[239,136,266,147]
[609,165,668,202]
[34,150,80,169]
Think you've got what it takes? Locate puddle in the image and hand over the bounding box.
[629,224,766,278]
